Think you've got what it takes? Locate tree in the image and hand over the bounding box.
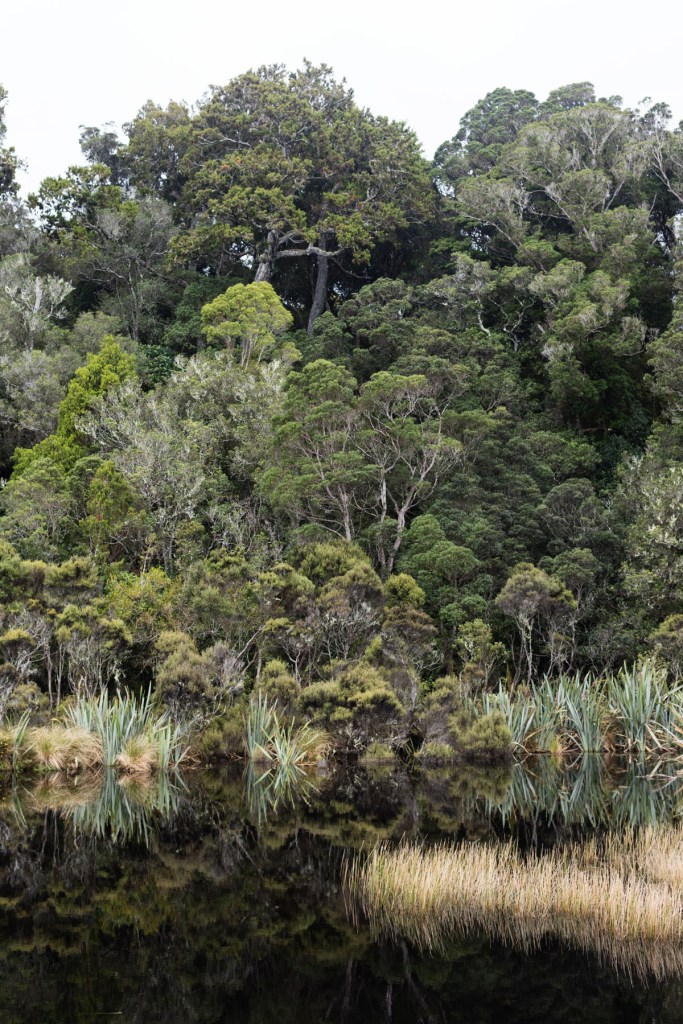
[201,281,294,365]
[495,562,574,681]
[0,253,73,351]
[123,99,193,204]
[30,168,176,340]
[56,335,137,438]
[263,360,372,542]
[263,360,463,568]
[0,84,19,198]
[141,63,435,330]
[649,237,683,421]
[358,370,464,571]
[0,457,74,561]
[622,455,683,623]
[434,87,540,187]
[81,196,177,340]
[78,380,219,569]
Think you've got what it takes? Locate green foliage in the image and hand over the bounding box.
[164,275,235,354]
[383,573,425,609]
[5,71,683,747]
[448,707,513,761]
[417,740,456,761]
[81,460,150,565]
[155,631,212,713]
[197,701,245,759]
[201,281,294,365]
[361,740,396,762]
[105,568,179,662]
[257,659,298,712]
[300,664,404,748]
[57,336,137,438]
[650,615,683,678]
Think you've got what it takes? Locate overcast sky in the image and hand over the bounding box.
[3,0,683,195]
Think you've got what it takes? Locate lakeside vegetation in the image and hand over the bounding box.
[346,830,683,979]
[4,762,682,1024]
[4,72,683,762]
[0,689,187,776]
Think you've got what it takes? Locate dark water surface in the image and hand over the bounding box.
[2,759,683,1023]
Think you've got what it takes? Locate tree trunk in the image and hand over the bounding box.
[307,244,329,334]
[254,230,278,282]
[254,256,273,282]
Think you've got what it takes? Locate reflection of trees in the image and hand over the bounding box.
[1,760,683,1020]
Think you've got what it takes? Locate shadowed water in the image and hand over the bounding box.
[2,757,683,1022]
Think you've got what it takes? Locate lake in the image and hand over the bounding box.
[1,757,683,1022]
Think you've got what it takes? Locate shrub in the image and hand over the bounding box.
[417,740,456,762]
[155,631,211,712]
[257,659,299,713]
[361,740,396,762]
[198,703,246,760]
[448,708,512,762]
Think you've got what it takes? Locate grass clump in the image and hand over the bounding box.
[0,688,188,778]
[479,661,683,759]
[28,726,103,773]
[62,688,188,773]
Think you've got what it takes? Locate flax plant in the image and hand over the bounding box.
[245,692,329,767]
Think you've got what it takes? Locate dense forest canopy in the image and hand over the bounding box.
[3,65,683,746]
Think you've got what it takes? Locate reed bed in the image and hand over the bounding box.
[346,828,683,980]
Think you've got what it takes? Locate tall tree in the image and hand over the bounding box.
[122,63,435,330]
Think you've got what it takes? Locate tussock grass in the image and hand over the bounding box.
[0,689,188,777]
[115,734,157,775]
[27,726,103,773]
[346,829,683,979]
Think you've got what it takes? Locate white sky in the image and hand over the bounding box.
[3,0,683,195]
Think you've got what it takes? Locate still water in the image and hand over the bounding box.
[2,758,683,1023]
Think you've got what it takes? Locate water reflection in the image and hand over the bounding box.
[2,755,682,848]
[490,756,683,830]
[1,759,683,1022]
[2,769,185,846]
[244,760,321,825]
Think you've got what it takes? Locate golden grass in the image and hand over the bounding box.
[25,727,103,773]
[346,828,683,980]
[115,734,157,776]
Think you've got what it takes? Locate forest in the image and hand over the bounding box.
[2,66,683,761]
